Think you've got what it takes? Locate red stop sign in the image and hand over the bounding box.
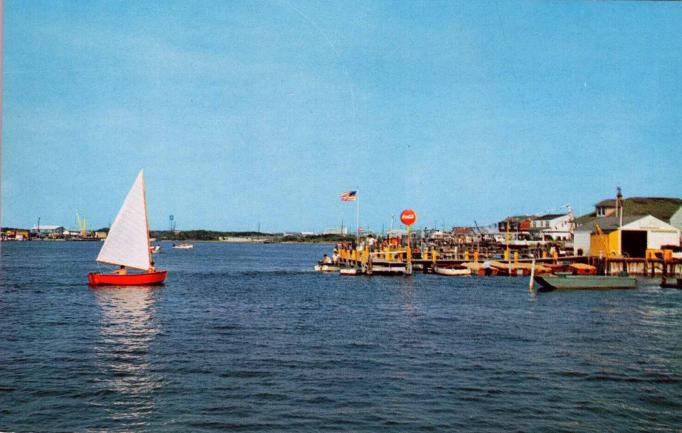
[400,209,416,226]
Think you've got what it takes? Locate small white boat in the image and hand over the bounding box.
[369,263,407,276]
[173,243,193,249]
[314,264,340,273]
[433,265,472,276]
[149,245,161,254]
[339,268,359,276]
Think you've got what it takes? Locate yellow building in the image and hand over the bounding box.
[575,215,680,258]
[588,230,620,257]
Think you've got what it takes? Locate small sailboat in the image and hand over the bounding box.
[88,170,167,286]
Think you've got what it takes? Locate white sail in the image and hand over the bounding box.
[96,170,151,270]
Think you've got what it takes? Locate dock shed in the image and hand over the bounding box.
[574,215,680,257]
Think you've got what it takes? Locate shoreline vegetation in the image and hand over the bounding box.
[0,228,355,244]
[151,230,355,244]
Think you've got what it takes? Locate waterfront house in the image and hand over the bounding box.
[573,215,680,257]
[451,227,476,244]
[531,213,573,241]
[531,213,569,230]
[595,199,618,217]
[497,216,535,233]
[590,197,682,221]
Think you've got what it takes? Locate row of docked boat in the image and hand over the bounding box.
[314,262,409,276]
[315,258,681,292]
[313,258,605,278]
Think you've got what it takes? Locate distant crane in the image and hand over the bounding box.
[473,220,483,235]
[76,211,88,237]
[473,220,484,252]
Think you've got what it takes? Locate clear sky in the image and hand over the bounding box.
[2,0,681,232]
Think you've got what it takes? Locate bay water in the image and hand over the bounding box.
[1,242,681,432]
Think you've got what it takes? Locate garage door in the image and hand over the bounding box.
[622,230,647,258]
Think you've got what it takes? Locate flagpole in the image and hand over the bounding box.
[356,188,360,244]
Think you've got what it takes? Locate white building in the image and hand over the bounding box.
[532,213,573,241]
[573,215,680,257]
[31,225,65,236]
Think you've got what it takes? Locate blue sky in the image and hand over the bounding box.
[2,0,681,232]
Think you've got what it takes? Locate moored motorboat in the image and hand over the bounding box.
[489,261,532,276]
[368,262,406,276]
[339,268,359,276]
[314,264,340,272]
[88,170,166,287]
[568,263,598,275]
[465,262,499,276]
[433,264,472,276]
[534,274,636,291]
[173,243,193,249]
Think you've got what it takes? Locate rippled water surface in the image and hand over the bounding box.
[1,241,681,432]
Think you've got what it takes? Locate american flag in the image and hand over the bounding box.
[340,191,357,202]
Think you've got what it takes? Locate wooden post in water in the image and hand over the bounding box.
[406,224,413,275]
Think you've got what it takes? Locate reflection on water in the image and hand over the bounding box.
[399,277,418,317]
[92,287,162,425]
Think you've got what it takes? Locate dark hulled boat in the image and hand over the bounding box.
[534,274,637,292]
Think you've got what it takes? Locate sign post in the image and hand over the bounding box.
[400,209,417,275]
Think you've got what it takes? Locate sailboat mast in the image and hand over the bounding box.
[141,170,152,267]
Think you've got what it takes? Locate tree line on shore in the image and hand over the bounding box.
[149,230,354,243]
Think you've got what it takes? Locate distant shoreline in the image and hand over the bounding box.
[1,237,340,245]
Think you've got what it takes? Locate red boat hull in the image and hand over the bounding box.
[88,271,167,286]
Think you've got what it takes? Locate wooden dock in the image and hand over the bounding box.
[335,246,682,277]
